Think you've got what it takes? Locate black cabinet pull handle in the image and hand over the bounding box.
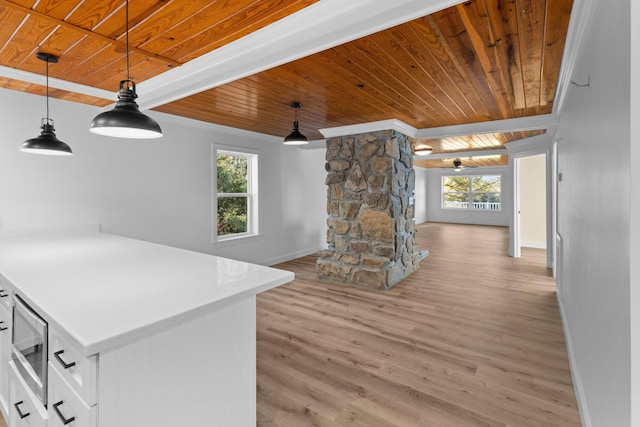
[14,400,30,419]
[53,401,75,425]
[0,321,7,331]
[0,291,8,298]
[54,350,76,369]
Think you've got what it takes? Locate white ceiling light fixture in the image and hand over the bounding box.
[414,146,433,156]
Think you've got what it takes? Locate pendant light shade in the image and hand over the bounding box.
[89,0,162,139]
[21,119,72,156]
[90,80,162,138]
[283,102,308,145]
[20,52,73,156]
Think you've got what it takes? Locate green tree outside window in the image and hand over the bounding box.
[442,175,501,210]
[217,154,249,236]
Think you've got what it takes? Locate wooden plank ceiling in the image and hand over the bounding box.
[0,0,574,167]
[413,129,547,169]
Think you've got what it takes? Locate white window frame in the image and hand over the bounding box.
[441,174,502,211]
[213,146,260,243]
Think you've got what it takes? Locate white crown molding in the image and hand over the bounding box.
[0,65,114,100]
[419,148,508,160]
[319,119,418,138]
[414,114,558,139]
[552,0,598,116]
[319,114,559,142]
[136,0,465,109]
[505,131,555,154]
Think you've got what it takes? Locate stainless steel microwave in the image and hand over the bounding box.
[12,294,48,407]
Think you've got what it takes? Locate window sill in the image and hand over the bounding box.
[213,233,262,247]
[441,208,503,212]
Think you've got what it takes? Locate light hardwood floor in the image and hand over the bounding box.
[256,222,581,426]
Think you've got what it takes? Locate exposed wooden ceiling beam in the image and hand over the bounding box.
[0,64,114,100]
[319,119,418,138]
[137,0,466,109]
[414,115,558,139]
[0,0,181,67]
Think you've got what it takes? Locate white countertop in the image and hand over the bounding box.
[0,229,294,356]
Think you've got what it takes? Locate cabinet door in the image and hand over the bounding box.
[48,328,97,406]
[48,364,96,427]
[0,304,11,419]
[8,362,47,427]
[0,276,12,313]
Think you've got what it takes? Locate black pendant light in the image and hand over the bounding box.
[283,102,308,145]
[89,0,162,139]
[20,52,73,156]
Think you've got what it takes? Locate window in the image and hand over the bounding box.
[442,175,501,210]
[215,149,259,241]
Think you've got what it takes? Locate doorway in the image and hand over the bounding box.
[513,153,549,263]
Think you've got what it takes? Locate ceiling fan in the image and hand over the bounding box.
[440,157,478,171]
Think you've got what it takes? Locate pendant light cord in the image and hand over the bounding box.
[45,57,49,123]
[125,0,130,81]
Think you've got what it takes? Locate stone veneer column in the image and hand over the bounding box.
[316,130,420,290]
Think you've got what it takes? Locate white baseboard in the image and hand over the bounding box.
[522,241,547,249]
[556,293,592,427]
[261,246,323,267]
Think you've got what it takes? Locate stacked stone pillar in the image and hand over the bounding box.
[316,130,420,290]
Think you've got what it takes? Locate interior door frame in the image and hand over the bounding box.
[512,157,522,258]
[552,140,558,277]
[508,142,555,269]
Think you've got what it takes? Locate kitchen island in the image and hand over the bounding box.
[0,226,294,426]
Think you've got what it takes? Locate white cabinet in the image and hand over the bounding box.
[0,230,292,427]
[47,327,97,427]
[48,328,97,407]
[1,282,265,427]
[0,302,12,419]
[7,318,97,427]
[8,362,47,427]
[0,275,11,422]
[47,365,96,427]
[97,295,257,426]
[0,275,12,313]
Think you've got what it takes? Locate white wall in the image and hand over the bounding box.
[424,166,511,226]
[414,166,429,224]
[631,0,640,423]
[556,0,630,425]
[0,88,327,266]
[519,154,547,248]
